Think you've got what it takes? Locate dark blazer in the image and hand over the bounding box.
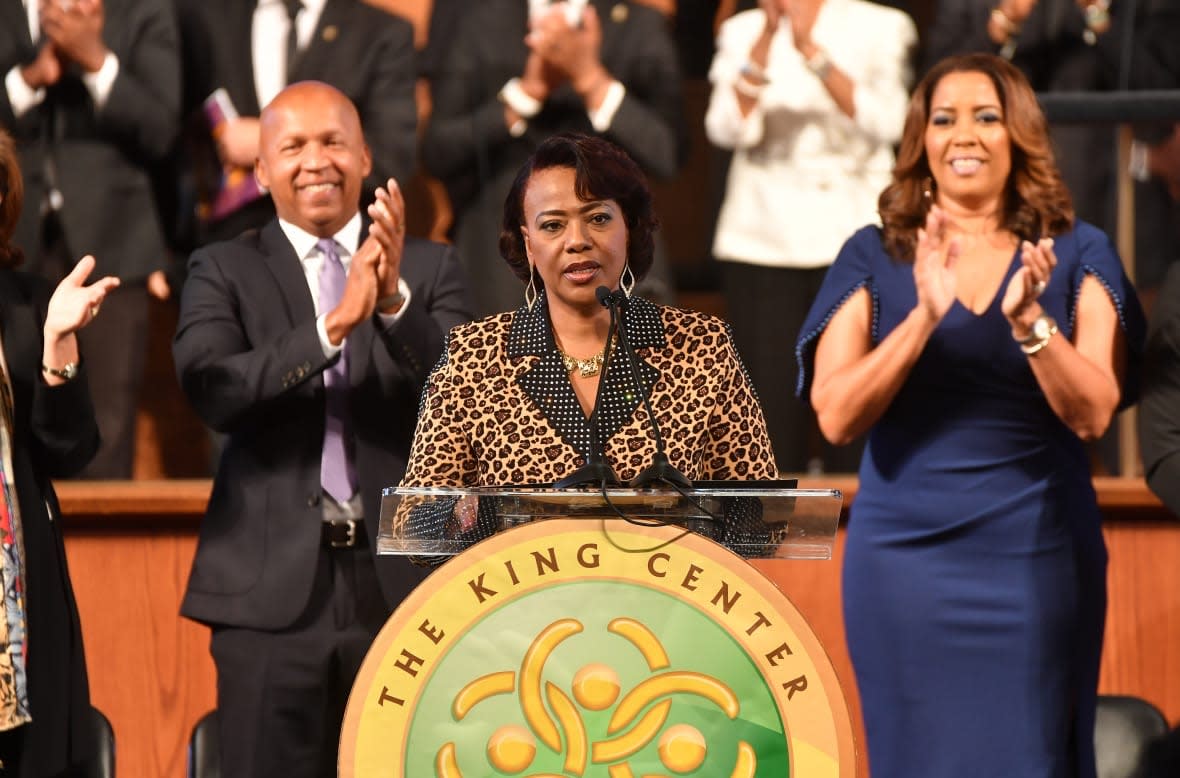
[0,270,99,773]
[176,0,418,244]
[173,221,472,630]
[1140,260,1180,515]
[0,0,179,283]
[420,0,684,315]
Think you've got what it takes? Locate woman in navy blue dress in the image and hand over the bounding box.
[796,53,1144,777]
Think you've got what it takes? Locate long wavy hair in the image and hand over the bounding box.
[0,128,25,269]
[879,53,1074,262]
[499,133,657,287]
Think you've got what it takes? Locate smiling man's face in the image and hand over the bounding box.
[255,82,372,238]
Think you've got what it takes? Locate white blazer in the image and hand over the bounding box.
[706,2,917,269]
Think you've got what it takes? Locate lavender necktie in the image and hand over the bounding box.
[317,238,357,502]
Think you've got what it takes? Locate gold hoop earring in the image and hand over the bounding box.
[524,266,538,311]
[619,262,636,299]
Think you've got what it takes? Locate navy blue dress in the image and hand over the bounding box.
[796,223,1144,778]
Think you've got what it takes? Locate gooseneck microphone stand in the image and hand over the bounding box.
[597,287,692,490]
[553,289,621,489]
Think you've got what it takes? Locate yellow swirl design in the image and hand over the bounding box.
[607,672,740,734]
[435,742,460,777]
[592,700,672,763]
[730,741,757,778]
[520,619,583,751]
[608,618,670,670]
[452,671,516,719]
[546,681,588,775]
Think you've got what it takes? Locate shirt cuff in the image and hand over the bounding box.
[588,80,626,133]
[376,278,413,328]
[498,77,542,119]
[317,315,345,359]
[5,65,46,118]
[81,51,119,110]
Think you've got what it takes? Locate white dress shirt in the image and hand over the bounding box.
[278,211,412,358]
[253,0,327,109]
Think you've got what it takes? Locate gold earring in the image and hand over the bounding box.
[922,176,934,202]
[524,266,538,311]
[620,262,636,299]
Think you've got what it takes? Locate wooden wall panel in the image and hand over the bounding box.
[58,478,1180,777]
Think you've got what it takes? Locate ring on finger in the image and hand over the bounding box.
[1033,280,1047,295]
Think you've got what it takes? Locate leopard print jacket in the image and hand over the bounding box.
[401,293,776,487]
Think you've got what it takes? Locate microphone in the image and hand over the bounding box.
[599,287,692,490]
[553,287,621,489]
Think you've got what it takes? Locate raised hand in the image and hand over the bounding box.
[45,254,120,339]
[526,3,607,97]
[1001,237,1056,321]
[913,205,959,323]
[215,117,261,169]
[20,42,62,90]
[39,0,108,73]
[366,177,407,306]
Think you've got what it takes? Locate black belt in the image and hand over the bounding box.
[321,519,365,549]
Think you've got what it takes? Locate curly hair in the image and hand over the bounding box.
[499,133,657,287]
[0,128,25,269]
[879,53,1073,262]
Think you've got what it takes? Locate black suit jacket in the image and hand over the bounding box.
[420,0,684,315]
[176,0,418,245]
[0,270,100,772]
[0,0,179,282]
[173,221,472,630]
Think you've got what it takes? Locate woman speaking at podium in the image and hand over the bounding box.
[400,133,775,496]
[797,54,1144,776]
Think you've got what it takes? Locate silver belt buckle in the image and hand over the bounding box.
[331,518,357,548]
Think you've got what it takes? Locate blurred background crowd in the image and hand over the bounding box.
[4,0,1176,480]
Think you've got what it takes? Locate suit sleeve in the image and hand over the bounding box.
[597,9,686,179]
[357,12,418,190]
[374,241,474,383]
[419,12,514,183]
[172,247,333,433]
[17,278,101,476]
[97,0,182,160]
[1140,263,1180,518]
[0,28,35,131]
[922,0,996,73]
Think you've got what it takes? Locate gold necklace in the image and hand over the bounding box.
[556,336,614,378]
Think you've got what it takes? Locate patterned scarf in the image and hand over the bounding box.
[0,331,30,730]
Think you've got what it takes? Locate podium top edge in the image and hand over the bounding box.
[381,485,843,499]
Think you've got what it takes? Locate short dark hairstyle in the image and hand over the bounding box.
[499,133,657,286]
[879,53,1073,262]
[0,128,25,269]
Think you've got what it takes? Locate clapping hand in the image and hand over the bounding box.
[45,255,120,339]
[526,3,606,95]
[39,0,108,73]
[366,177,406,297]
[1002,237,1056,320]
[913,205,959,323]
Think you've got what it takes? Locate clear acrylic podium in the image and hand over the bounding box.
[377,483,843,560]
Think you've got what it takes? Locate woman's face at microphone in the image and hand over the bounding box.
[520,165,629,314]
